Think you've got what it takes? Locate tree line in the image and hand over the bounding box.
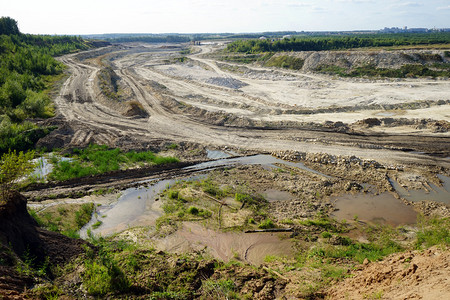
[226,33,450,53]
[0,17,92,153]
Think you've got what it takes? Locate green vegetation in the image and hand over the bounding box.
[258,219,275,229]
[415,215,450,249]
[226,33,450,53]
[264,55,304,70]
[0,17,92,153]
[0,150,35,201]
[219,53,273,64]
[158,174,271,235]
[103,35,191,43]
[201,279,238,299]
[98,67,120,100]
[316,63,450,78]
[28,202,94,238]
[48,144,179,181]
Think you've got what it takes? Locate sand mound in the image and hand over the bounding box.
[327,247,450,300]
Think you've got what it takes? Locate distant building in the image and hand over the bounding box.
[379,27,430,33]
[259,36,267,40]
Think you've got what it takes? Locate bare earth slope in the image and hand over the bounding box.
[327,247,450,300]
[45,43,450,169]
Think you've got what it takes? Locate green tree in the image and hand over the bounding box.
[0,17,20,35]
[0,150,35,202]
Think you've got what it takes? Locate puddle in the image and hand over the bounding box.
[389,175,450,205]
[79,154,329,239]
[186,154,330,178]
[156,222,294,265]
[331,192,417,226]
[206,149,231,159]
[81,175,207,238]
[262,189,293,202]
[30,156,73,179]
[80,179,175,238]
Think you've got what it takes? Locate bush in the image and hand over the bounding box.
[0,150,35,201]
[321,231,332,239]
[264,55,304,70]
[187,206,199,215]
[258,219,275,229]
[75,203,94,229]
[235,193,252,203]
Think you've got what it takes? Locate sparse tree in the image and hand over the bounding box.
[0,150,35,202]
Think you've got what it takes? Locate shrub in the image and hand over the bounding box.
[264,55,304,70]
[235,193,252,203]
[0,150,35,201]
[75,203,94,229]
[258,219,275,229]
[321,231,332,239]
[187,206,199,215]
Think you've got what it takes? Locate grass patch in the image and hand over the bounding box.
[28,202,94,238]
[92,220,103,229]
[48,144,179,181]
[201,279,238,299]
[415,215,450,249]
[264,55,304,70]
[258,219,275,229]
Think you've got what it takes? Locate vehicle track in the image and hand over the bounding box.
[53,45,450,169]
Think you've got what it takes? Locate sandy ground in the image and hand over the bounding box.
[327,247,450,300]
[51,44,450,170]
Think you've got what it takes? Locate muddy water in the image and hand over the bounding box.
[80,179,175,238]
[156,222,294,266]
[76,154,331,263]
[390,175,450,205]
[262,189,293,202]
[206,149,232,159]
[331,192,417,226]
[78,154,328,238]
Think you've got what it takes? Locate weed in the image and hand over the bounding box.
[264,55,304,70]
[92,220,103,229]
[49,144,179,181]
[415,215,450,249]
[258,219,275,229]
[200,179,225,198]
[187,206,199,215]
[321,231,332,239]
[201,279,238,299]
[365,290,384,299]
[167,143,178,150]
[75,203,94,229]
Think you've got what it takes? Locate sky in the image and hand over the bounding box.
[1,0,449,35]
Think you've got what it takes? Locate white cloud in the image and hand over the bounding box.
[390,2,423,8]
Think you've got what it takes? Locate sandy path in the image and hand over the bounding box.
[53,45,450,168]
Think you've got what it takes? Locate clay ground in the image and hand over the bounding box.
[21,42,450,299]
[45,43,450,169]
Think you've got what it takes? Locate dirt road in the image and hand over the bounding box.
[53,44,450,169]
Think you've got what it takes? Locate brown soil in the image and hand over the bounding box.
[38,44,450,171]
[0,192,88,295]
[326,247,450,300]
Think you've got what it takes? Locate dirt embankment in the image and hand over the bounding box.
[0,192,87,296]
[272,49,449,72]
[327,246,450,299]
